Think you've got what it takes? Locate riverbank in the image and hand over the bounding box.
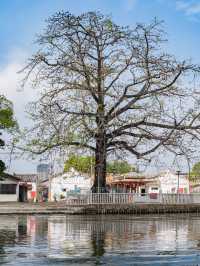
[1,202,200,215]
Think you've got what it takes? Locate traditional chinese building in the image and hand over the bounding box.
[108,172,157,194]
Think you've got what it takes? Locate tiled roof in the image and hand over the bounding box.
[15,174,38,183]
[0,173,21,181]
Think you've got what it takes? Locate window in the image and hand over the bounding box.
[0,184,17,194]
[141,188,146,196]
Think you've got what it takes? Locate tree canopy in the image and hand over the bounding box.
[0,96,16,174]
[64,154,133,174]
[190,162,200,181]
[107,160,134,174]
[64,155,94,173]
[22,11,200,191]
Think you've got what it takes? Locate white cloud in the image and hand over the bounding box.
[0,49,39,174]
[0,50,38,127]
[176,0,200,16]
[124,0,137,12]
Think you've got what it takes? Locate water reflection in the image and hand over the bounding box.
[91,231,105,257]
[0,214,200,265]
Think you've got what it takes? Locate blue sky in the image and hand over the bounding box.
[0,0,200,64]
[0,0,200,173]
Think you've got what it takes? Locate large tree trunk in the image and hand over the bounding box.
[93,132,107,192]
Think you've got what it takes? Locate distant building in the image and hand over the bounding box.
[51,168,92,201]
[17,174,38,202]
[108,172,156,194]
[108,170,190,195]
[37,164,50,182]
[0,173,20,202]
[156,171,190,194]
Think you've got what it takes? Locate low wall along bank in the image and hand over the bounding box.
[1,201,200,215]
[0,193,200,215]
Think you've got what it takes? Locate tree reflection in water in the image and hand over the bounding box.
[91,231,105,257]
[0,215,200,265]
[17,216,27,240]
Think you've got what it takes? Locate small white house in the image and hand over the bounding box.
[17,174,38,202]
[0,173,20,202]
[157,170,190,194]
[51,168,92,201]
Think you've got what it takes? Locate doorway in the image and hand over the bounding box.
[19,185,27,202]
[140,188,146,196]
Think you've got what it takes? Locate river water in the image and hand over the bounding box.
[0,214,200,265]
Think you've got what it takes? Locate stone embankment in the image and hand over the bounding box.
[0,202,83,215]
[1,202,200,215]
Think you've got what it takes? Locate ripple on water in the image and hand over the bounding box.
[0,214,200,265]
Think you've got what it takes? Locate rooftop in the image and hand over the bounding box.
[0,173,21,181]
[15,174,38,183]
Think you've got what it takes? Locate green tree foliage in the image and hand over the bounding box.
[64,155,94,173]
[190,162,200,181]
[0,96,16,174]
[107,160,134,174]
[64,155,133,174]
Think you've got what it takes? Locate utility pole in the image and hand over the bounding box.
[176,170,181,194]
[36,174,39,202]
[176,170,181,204]
[98,165,100,193]
[48,163,53,202]
[48,152,54,202]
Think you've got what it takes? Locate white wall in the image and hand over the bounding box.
[51,170,92,200]
[0,180,19,202]
[159,171,189,194]
[0,194,18,202]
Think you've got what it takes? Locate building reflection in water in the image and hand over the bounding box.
[45,215,200,257]
[1,214,200,263]
[0,216,19,263]
[48,216,92,257]
[27,216,48,243]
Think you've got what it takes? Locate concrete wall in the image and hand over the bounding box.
[0,194,18,202]
[51,173,92,201]
[0,181,19,202]
[159,171,190,194]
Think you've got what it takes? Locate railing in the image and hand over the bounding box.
[63,193,200,205]
[162,193,200,204]
[134,193,162,204]
[65,193,134,205]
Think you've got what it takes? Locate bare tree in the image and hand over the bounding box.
[22,11,200,191]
